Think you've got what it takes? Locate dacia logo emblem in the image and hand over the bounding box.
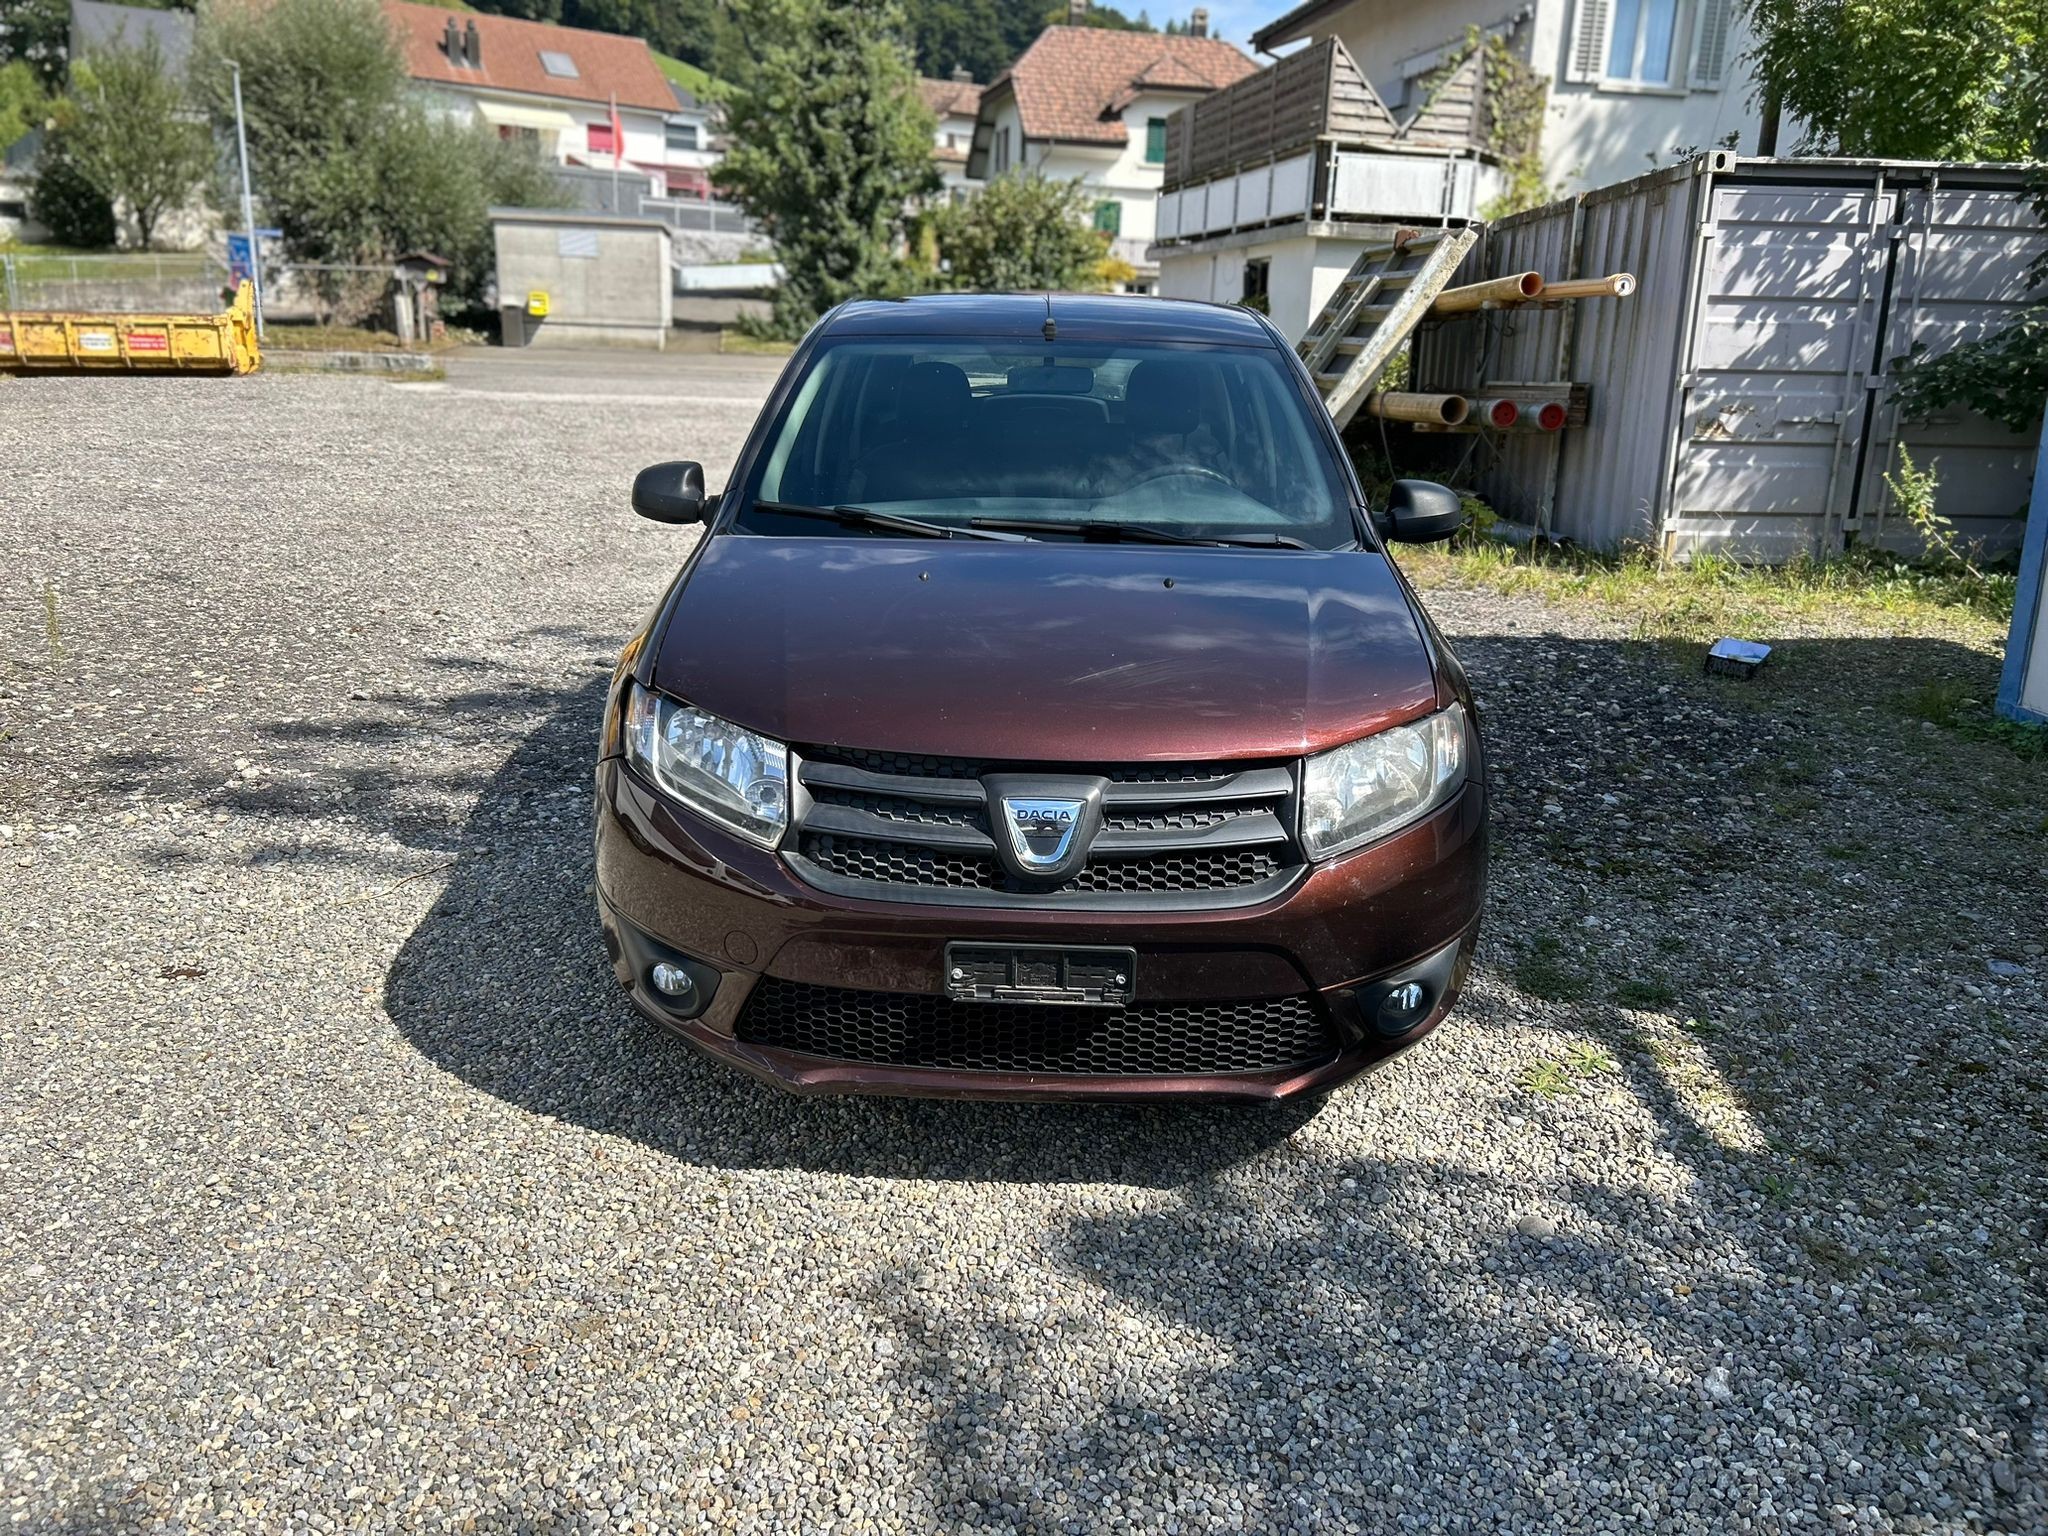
[1002,797,1085,870]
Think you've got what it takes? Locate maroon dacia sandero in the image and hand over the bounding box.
[595,294,1487,1105]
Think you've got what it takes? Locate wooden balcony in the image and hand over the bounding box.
[1155,38,1502,247]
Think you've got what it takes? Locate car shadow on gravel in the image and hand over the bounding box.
[384,680,1317,1188]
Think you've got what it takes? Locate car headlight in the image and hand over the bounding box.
[623,684,789,848]
[1301,703,1468,859]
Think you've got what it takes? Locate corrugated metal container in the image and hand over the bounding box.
[1414,155,2044,559]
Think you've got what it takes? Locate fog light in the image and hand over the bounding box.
[1374,979,1433,1037]
[650,962,695,998]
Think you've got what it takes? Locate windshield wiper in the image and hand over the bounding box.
[753,500,1023,541]
[966,517,1314,550]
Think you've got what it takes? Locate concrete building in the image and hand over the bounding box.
[920,71,986,203]
[966,11,1258,290]
[1154,0,1774,340]
[386,2,711,198]
[493,209,674,349]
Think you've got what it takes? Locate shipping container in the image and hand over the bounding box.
[1414,155,2044,559]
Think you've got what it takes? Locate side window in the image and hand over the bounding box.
[1092,200,1122,235]
[1144,116,1167,164]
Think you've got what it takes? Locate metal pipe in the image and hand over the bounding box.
[1430,271,1545,314]
[1365,391,1470,425]
[228,60,265,341]
[1538,273,1637,302]
[1474,398,1520,429]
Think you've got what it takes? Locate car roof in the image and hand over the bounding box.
[819,292,1280,347]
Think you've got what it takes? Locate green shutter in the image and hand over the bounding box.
[1093,200,1122,235]
[1145,117,1167,164]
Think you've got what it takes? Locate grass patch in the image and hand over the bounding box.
[654,50,722,98]
[720,329,793,356]
[262,324,452,354]
[1398,541,2014,642]
[1613,977,1677,1009]
[1898,680,2048,759]
[1514,934,1590,1002]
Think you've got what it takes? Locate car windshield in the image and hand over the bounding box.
[735,336,1359,548]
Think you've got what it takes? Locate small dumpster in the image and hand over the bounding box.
[0,280,261,376]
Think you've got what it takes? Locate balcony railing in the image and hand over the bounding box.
[1155,37,1499,246]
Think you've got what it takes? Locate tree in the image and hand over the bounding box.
[193,0,559,312]
[0,56,41,150]
[51,39,209,247]
[714,0,938,336]
[932,171,1109,292]
[28,128,116,246]
[1741,0,2041,159]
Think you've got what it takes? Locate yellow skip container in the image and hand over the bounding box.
[0,280,261,376]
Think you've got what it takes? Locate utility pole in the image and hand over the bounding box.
[228,60,266,341]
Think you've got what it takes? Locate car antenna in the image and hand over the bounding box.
[1041,295,1056,342]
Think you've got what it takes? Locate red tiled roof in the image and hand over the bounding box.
[384,0,676,114]
[919,76,985,119]
[989,26,1257,146]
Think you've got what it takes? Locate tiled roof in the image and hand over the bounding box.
[990,26,1257,146]
[919,76,985,120]
[384,0,677,114]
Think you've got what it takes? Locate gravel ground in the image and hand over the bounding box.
[2,355,2042,1533]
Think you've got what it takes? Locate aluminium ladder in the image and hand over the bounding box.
[1296,228,1478,429]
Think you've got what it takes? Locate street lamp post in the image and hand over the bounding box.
[228,59,265,341]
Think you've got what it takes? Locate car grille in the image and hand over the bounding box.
[735,980,1338,1076]
[785,745,1303,910]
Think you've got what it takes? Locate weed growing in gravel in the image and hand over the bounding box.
[1514,934,1590,1001]
[40,579,62,665]
[1520,1060,1573,1096]
[1564,1042,1618,1075]
[1613,977,1677,1009]
[1899,680,2048,759]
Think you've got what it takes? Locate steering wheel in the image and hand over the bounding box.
[1120,464,1235,493]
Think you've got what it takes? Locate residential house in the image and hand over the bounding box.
[966,7,1258,291]
[1252,0,1764,193]
[71,0,195,74]
[1153,0,1767,339]
[920,70,985,202]
[383,1,711,199]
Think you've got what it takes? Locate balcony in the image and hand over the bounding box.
[1154,38,1503,248]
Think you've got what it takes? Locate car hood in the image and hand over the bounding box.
[649,535,1439,762]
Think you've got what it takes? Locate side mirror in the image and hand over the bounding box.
[1377,479,1465,544]
[632,460,708,524]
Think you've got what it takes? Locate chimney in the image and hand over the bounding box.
[443,15,462,63]
[1067,0,1088,22]
[1190,6,1208,36]
[464,18,482,67]
[950,64,972,83]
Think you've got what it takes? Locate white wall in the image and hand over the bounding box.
[1156,233,1373,343]
[1530,0,1764,188]
[1296,0,1769,194]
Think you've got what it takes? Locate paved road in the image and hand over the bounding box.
[1,352,2041,1533]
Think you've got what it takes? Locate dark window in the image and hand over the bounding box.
[666,121,699,152]
[1145,116,1167,164]
[740,337,1358,548]
[1240,257,1271,315]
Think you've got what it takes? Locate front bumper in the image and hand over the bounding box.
[594,758,1488,1101]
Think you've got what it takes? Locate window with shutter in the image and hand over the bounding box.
[1093,199,1122,235]
[1690,0,1733,87]
[1565,0,1612,83]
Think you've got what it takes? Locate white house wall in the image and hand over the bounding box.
[1298,0,1768,195]
[1156,234,1372,342]
[1530,0,1764,190]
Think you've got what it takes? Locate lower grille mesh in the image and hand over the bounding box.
[735,980,1337,1076]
